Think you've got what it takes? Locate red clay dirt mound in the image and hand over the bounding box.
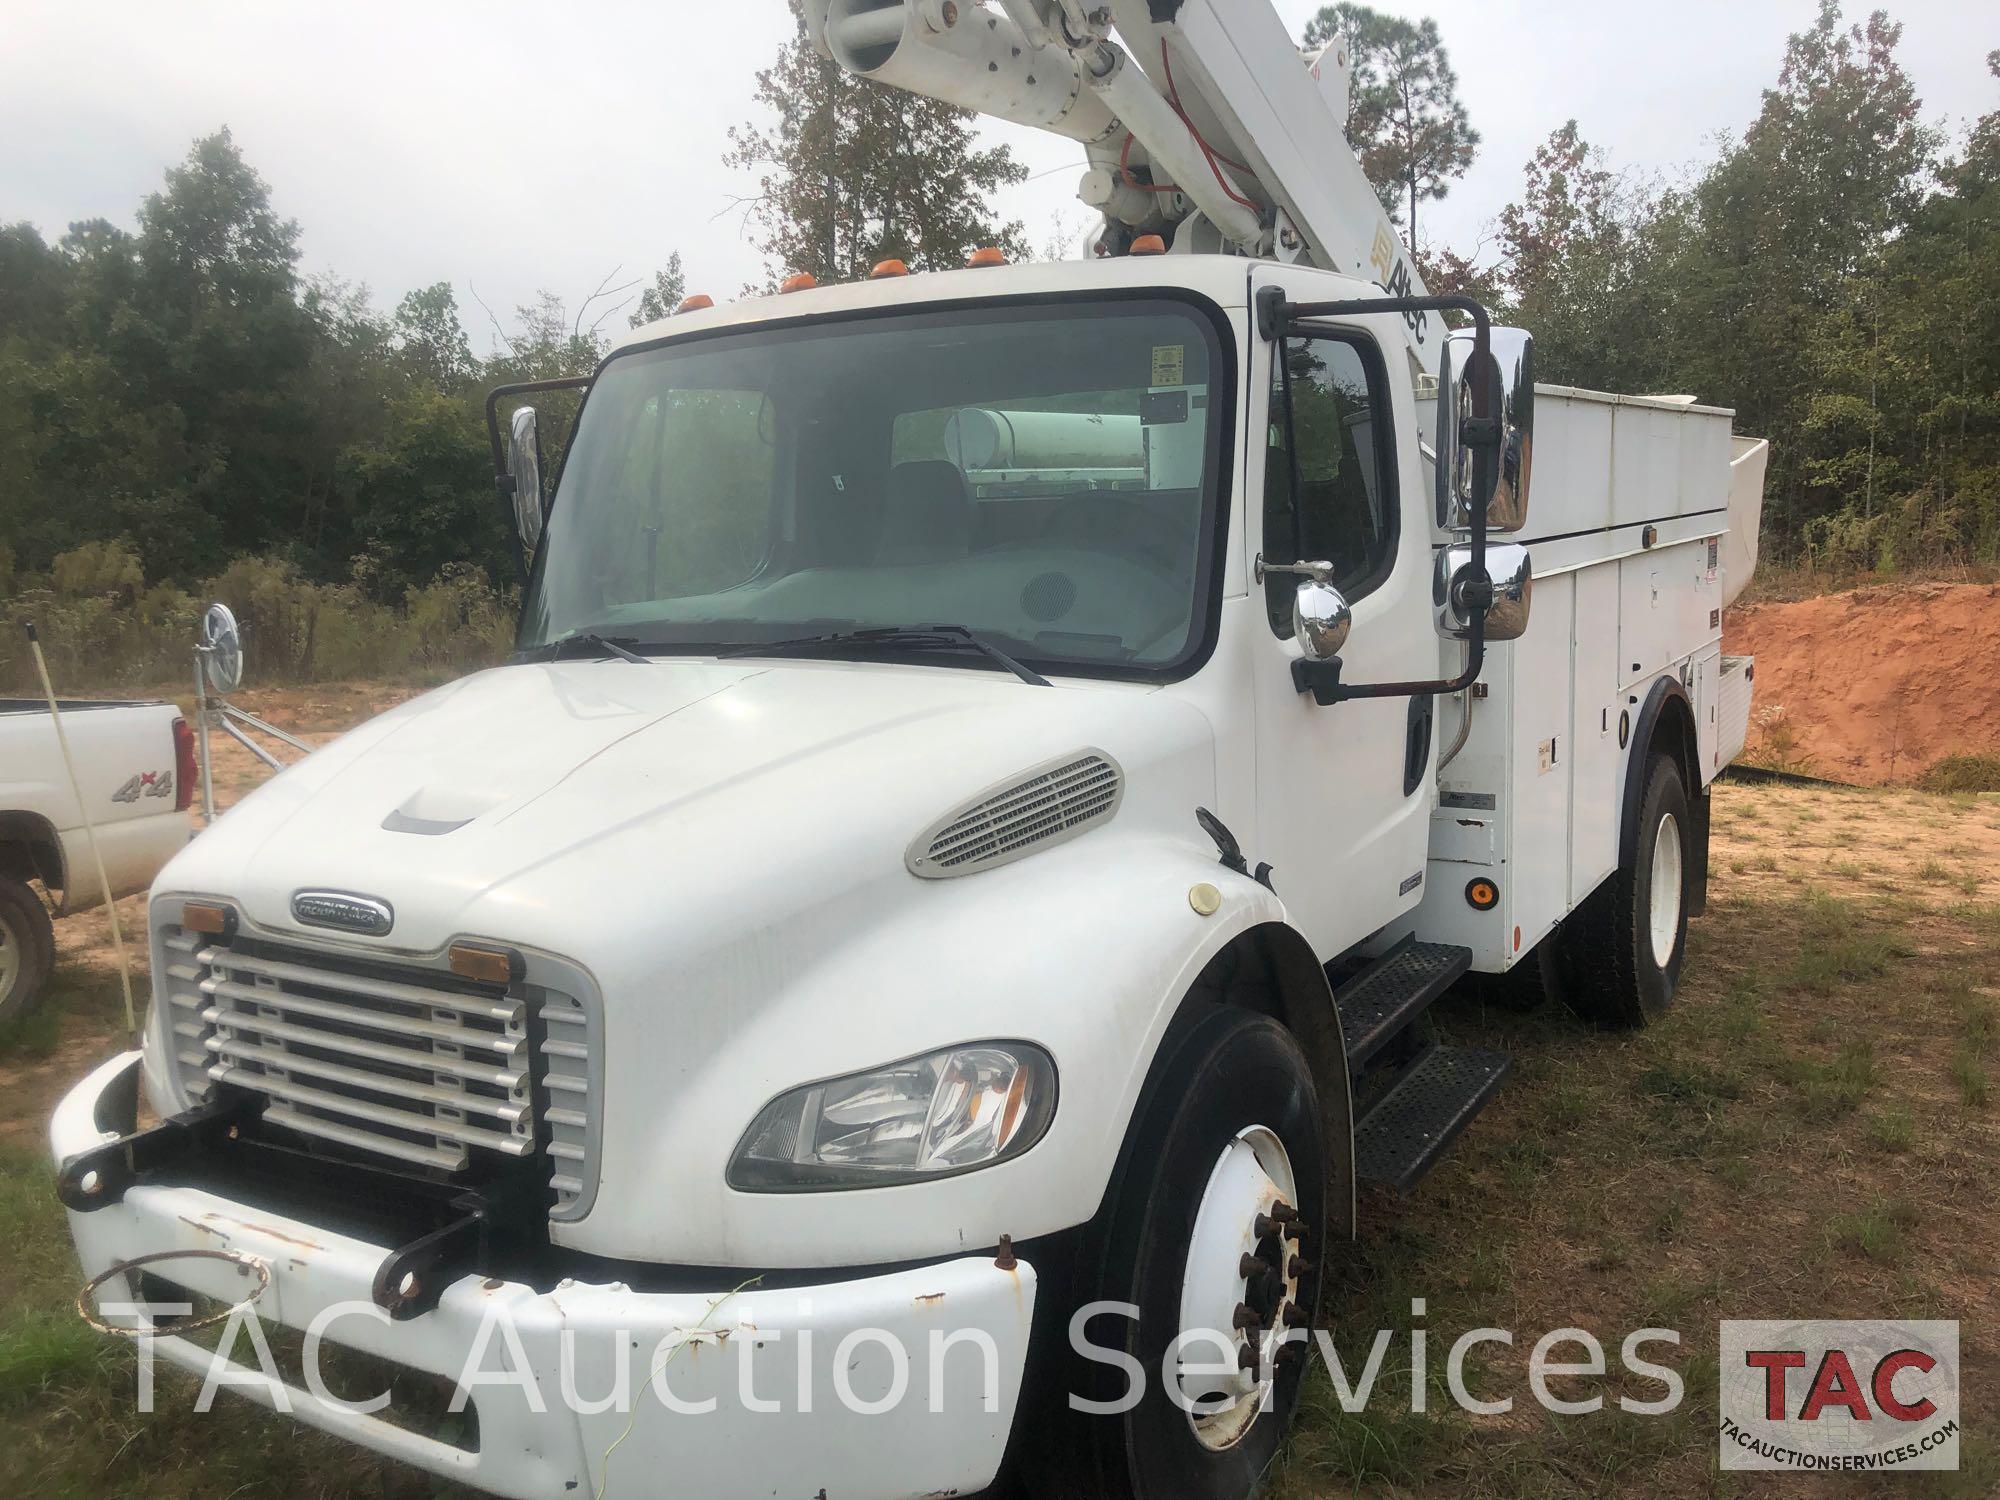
[1726,582,2000,785]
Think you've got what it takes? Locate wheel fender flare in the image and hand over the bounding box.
[1115,917,1356,1245]
[1620,675,1706,917]
[1620,675,1696,865]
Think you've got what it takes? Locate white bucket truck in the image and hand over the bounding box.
[52,2,1764,1495]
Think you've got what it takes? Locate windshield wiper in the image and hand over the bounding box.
[720,624,1050,687]
[545,631,651,664]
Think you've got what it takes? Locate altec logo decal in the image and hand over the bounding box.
[1719,1320,1959,1471]
[290,891,395,936]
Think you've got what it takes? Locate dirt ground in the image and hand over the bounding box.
[1727,582,2000,785]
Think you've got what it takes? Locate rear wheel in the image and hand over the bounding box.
[0,876,55,1025]
[1564,751,1690,1028]
[1053,1007,1325,1500]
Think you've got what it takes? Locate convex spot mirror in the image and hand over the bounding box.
[199,602,243,694]
[1435,327,1534,534]
[1434,543,1533,642]
[509,406,546,553]
[1294,579,1352,660]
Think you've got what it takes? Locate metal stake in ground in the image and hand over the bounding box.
[21,623,139,1047]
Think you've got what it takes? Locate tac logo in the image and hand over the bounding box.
[1719,1320,1959,1471]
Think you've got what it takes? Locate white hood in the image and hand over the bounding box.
[161,658,1218,957]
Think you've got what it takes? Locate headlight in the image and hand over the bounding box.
[729,1042,1057,1191]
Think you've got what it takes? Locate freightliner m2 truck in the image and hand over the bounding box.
[52,2,1767,1495]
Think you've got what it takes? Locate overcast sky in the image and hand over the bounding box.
[5,1,1992,351]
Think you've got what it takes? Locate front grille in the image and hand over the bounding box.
[160,926,596,1211]
[908,751,1123,877]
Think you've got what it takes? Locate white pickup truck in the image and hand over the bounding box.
[52,4,1764,1498]
[0,697,193,1021]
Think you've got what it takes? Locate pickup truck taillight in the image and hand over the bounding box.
[172,717,196,812]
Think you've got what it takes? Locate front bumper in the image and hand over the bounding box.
[52,1052,1037,1500]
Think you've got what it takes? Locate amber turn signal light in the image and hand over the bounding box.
[449,943,520,985]
[1465,878,1499,912]
[182,901,233,936]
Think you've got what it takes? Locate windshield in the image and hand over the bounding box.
[517,298,1229,676]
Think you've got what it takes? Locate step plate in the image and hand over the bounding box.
[1337,942,1473,1073]
[1353,1045,1512,1194]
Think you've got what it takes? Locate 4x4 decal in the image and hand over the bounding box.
[110,771,175,804]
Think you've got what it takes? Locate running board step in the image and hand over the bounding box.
[1337,941,1473,1074]
[1353,1045,1512,1193]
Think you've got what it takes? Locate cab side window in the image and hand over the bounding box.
[1262,334,1397,636]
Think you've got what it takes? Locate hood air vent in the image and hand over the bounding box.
[908,751,1123,878]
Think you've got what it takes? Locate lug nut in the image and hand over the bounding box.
[1254,1213,1278,1238]
[1231,1302,1261,1331]
[1282,1304,1310,1328]
[1288,1256,1313,1279]
[1237,1343,1262,1373]
[1270,1202,1298,1223]
[1239,1254,1270,1280]
[1276,1342,1306,1365]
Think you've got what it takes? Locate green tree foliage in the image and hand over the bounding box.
[1304,4,1479,250]
[630,254,687,327]
[0,129,677,611]
[724,3,1027,282]
[1467,6,1993,571]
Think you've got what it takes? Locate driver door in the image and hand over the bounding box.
[1247,272,1438,959]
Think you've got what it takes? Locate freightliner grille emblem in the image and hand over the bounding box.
[291,890,395,936]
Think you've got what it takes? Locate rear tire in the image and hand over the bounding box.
[0,876,55,1026]
[1563,752,1690,1028]
[1047,1006,1325,1500]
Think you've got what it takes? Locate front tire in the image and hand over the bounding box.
[1564,751,1690,1028]
[1059,1006,1326,1499]
[0,876,55,1026]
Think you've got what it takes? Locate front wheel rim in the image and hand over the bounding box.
[1649,811,1684,967]
[1175,1125,1304,1451]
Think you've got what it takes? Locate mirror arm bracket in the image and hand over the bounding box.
[1258,284,1500,709]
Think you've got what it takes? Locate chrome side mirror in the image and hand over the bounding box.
[1294,579,1352,660]
[198,602,244,694]
[1434,543,1533,642]
[1435,327,1534,534]
[509,405,545,553]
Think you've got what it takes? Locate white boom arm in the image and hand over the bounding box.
[803,0,1427,301]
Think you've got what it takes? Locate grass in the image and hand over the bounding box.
[1279,779,2000,1497]
[1918,753,2000,794]
[3,778,1996,1499]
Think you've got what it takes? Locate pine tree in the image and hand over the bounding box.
[1302,4,1478,251]
[724,5,1027,284]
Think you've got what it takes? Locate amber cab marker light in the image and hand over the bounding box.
[870,258,910,279]
[182,901,231,936]
[449,943,519,985]
[1129,234,1167,256]
[674,293,714,313]
[1465,878,1499,912]
[966,246,1007,268]
[778,272,817,293]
